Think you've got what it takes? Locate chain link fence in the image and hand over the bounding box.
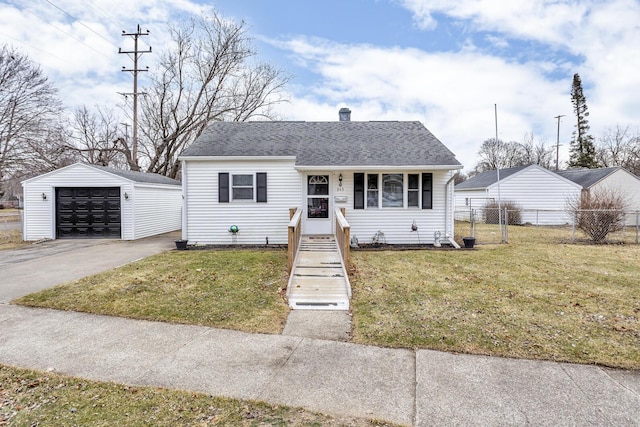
[455,208,640,245]
[0,210,23,241]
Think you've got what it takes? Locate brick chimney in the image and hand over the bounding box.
[338,107,351,121]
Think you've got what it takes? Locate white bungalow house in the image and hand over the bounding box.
[179,109,462,246]
[454,164,583,225]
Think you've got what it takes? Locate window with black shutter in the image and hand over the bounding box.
[219,173,229,203]
[421,173,433,209]
[354,173,364,209]
[256,172,267,203]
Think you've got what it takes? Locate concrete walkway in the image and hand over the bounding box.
[1,235,639,426]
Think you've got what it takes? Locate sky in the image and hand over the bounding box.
[1,0,639,172]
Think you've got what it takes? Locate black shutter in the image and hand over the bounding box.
[354,173,364,209]
[422,173,432,209]
[256,172,267,203]
[219,173,229,203]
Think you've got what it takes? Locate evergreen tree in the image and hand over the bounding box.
[568,73,598,168]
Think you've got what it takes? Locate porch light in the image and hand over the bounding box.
[41,193,47,201]
[338,173,343,186]
[124,192,129,200]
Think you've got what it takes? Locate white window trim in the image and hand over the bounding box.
[363,173,422,209]
[231,173,255,202]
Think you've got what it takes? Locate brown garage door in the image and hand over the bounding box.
[56,187,121,239]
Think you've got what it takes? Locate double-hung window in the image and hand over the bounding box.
[218,172,267,203]
[232,174,254,200]
[367,174,379,208]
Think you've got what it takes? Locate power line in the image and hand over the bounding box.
[22,7,112,61]
[44,0,119,49]
[77,0,151,50]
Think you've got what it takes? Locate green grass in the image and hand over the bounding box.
[350,235,640,369]
[16,250,291,334]
[0,364,393,426]
[13,226,640,368]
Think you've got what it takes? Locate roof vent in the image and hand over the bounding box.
[338,107,351,122]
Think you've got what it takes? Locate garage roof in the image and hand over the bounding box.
[84,164,181,185]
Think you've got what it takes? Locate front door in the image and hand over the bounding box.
[304,174,332,234]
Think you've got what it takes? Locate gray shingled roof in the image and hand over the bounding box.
[455,165,530,190]
[556,167,620,189]
[84,163,181,186]
[181,121,461,168]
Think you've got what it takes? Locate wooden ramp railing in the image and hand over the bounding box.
[287,208,302,274]
[335,207,351,272]
[286,207,352,310]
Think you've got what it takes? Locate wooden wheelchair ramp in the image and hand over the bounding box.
[287,235,351,310]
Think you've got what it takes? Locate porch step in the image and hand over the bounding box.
[287,235,351,311]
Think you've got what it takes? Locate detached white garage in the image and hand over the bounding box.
[22,163,182,241]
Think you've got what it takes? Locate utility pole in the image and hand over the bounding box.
[119,25,151,171]
[554,114,565,171]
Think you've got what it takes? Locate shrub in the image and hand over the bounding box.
[483,200,522,225]
[566,188,628,243]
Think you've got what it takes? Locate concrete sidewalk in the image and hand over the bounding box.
[1,305,638,426]
[1,234,639,425]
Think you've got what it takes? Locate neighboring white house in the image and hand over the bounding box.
[179,109,463,245]
[22,162,182,241]
[454,165,583,225]
[557,167,640,224]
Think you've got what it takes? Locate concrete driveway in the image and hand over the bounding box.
[0,231,179,303]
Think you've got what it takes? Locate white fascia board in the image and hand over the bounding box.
[179,156,296,162]
[295,164,463,171]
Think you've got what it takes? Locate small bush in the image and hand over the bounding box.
[484,200,522,225]
[567,188,628,243]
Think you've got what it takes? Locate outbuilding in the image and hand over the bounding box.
[22,162,182,241]
[454,164,583,225]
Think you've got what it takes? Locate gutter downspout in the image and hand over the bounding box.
[445,172,461,248]
[181,160,188,241]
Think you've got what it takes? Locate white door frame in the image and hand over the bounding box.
[302,173,333,235]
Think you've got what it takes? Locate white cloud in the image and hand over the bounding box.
[269,0,640,170]
[271,36,573,170]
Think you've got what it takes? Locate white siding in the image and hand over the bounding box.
[22,163,182,241]
[132,184,182,239]
[455,189,490,212]
[485,166,581,225]
[340,170,454,245]
[591,169,640,213]
[22,164,134,241]
[183,159,300,244]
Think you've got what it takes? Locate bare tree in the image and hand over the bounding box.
[519,132,553,169]
[595,125,640,175]
[474,133,554,174]
[474,138,521,172]
[136,13,290,178]
[66,105,129,168]
[0,45,64,196]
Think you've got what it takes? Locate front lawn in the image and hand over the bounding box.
[351,237,640,369]
[16,250,291,334]
[14,226,640,368]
